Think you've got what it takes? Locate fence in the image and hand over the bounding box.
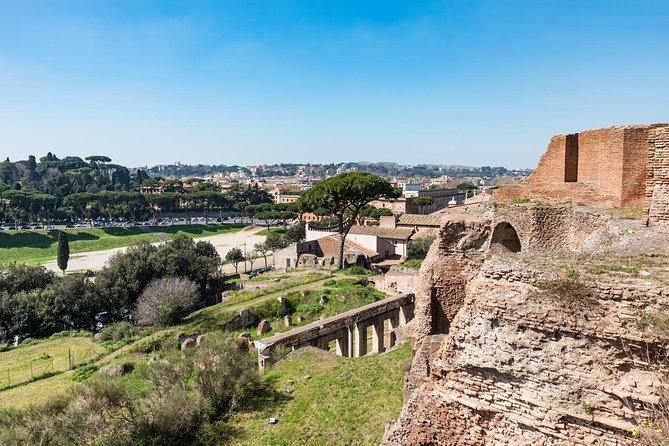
[0,345,104,390]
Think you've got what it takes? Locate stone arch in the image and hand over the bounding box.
[490,222,521,253]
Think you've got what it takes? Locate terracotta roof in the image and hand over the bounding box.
[348,225,414,240]
[397,214,444,227]
[315,234,378,258]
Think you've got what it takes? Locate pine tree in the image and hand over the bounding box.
[57,231,70,275]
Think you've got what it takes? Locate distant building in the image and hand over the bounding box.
[306,216,414,258]
[273,234,378,270]
[271,188,300,204]
[397,214,444,236]
[371,188,466,215]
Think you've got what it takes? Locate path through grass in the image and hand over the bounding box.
[0,224,246,265]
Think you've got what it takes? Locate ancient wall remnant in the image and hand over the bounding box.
[496,124,669,225]
[644,126,669,225]
[385,204,669,445]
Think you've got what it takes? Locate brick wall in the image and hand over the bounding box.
[644,127,669,225]
[496,125,669,211]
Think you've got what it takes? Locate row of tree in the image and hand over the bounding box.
[0,236,222,343]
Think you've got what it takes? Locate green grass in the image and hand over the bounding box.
[226,343,412,446]
[255,228,286,236]
[402,258,423,269]
[607,203,643,220]
[157,223,245,239]
[0,335,102,390]
[0,227,160,265]
[0,269,387,411]
[0,224,245,265]
[223,272,331,307]
[0,372,77,409]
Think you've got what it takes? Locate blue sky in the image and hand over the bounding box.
[0,1,667,169]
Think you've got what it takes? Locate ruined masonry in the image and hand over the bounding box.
[383,124,669,445]
[495,124,669,225]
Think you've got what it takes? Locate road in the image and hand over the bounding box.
[42,226,269,273]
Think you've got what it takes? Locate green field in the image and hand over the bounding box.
[227,344,412,446]
[0,335,101,390]
[256,227,286,236]
[0,224,245,265]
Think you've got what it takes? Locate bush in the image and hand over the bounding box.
[407,236,436,260]
[135,277,200,327]
[98,321,138,343]
[339,265,371,276]
[193,334,259,416]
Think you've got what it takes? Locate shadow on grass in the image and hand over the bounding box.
[0,230,100,250]
[159,224,244,236]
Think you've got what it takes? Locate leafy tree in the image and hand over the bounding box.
[284,222,306,244]
[457,182,477,190]
[57,231,70,274]
[412,196,435,215]
[254,242,270,268]
[265,232,289,251]
[225,247,245,273]
[298,172,399,268]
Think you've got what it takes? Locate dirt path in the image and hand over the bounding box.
[42,226,268,273]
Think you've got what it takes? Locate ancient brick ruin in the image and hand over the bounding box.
[496,124,669,225]
[383,210,669,445]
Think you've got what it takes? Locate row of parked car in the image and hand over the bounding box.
[0,216,241,231]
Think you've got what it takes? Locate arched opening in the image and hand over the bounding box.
[490,222,521,253]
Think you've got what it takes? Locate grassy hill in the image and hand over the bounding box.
[226,344,411,446]
[0,269,397,403]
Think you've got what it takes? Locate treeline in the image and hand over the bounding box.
[0,236,222,344]
[0,152,293,225]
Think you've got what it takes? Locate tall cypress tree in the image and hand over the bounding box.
[57,231,70,275]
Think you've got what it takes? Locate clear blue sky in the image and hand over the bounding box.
[1,1,667,169]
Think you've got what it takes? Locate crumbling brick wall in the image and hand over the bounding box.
[644,126,669,225]
[496,124,669,212]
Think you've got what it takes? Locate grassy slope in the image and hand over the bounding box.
[0,224,244,265]
[0,270,405,443]
[0,336,101,389]
[0,372,77,408]
[227,344,412,446]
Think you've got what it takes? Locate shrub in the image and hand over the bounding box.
[531,277,598,311]
[339,265,371,276]
[407,236,436,260]
[192,334,259,416]
[295,303,322,315]
[98,321,138,343]
[135,277,200,327]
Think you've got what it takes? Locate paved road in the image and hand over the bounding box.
[42,226,269,273]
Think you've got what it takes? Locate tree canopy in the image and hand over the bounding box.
[297,172,399,268]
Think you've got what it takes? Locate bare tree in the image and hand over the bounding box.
[135,277,200,326]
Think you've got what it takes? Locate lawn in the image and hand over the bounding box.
[157,223,245,239]
[0,372,78,409]
[0,335,102,390]
[0,228,159,265]
[226,343,412,446]
[255,227,286,236]
[0,224,245,265]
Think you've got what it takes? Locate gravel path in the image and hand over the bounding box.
[42,226,268,273]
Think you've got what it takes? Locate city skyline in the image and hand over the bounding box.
[1,1,668,169]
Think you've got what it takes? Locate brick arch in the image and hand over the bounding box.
[490,222,521,253]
